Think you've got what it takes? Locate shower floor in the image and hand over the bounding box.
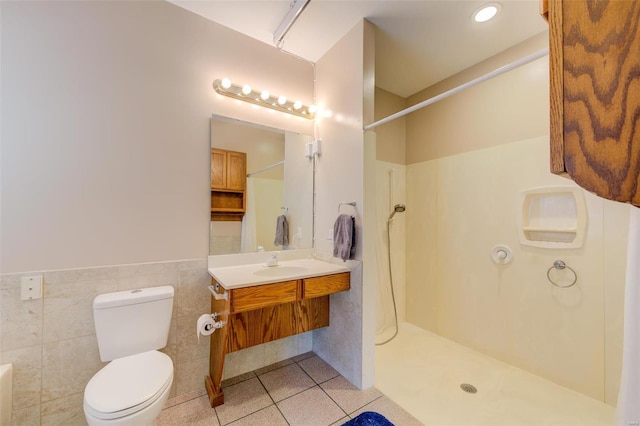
[375,323,614,426]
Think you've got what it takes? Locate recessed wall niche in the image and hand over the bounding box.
[517,186,587,249]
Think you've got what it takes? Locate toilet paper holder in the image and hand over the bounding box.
[196,312,226,342]
[204,312,225,331]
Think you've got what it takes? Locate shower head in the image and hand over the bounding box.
[388,204,406,220]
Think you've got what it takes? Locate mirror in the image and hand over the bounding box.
[209,115,314,255]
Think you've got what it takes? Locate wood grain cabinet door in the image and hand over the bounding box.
[303,273,351,299]
[549,0,640,206]
[230,280,298,313]
[226,151,246,191]
[211,149,227,190]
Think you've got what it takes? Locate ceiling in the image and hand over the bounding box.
[170,0,548,98]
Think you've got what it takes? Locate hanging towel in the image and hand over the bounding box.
[615,205,640,426]
[274,215,289,246]
[333,214,356,261]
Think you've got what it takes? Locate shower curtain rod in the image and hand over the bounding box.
[246,161,284,177]
[364,48,549,131]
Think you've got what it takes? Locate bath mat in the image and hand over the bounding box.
[342,411,394,426]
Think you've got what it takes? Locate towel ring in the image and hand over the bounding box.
[546,260,577,288]
[281,206,288,214]
[338,201,357,213]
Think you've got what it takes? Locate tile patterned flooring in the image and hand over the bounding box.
[157,351,422,426]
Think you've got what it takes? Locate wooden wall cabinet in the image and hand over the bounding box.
[204,272,350,407]
[547,0,640,206]
[211,149,247,220]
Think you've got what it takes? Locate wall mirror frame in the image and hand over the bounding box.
[209,115,314,255]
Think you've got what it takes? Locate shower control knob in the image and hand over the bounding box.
[491,244,513,265]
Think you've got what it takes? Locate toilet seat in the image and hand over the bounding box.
[84,350,173,421]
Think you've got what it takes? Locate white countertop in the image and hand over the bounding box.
[208,258,350,290]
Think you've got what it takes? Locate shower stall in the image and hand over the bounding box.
[371,38,629,425]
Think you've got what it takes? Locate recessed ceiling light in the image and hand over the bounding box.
[473,3,501,23]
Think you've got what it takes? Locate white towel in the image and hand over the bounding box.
[616,205,640,426]
[333,214,355,261]
[273,215,289,247]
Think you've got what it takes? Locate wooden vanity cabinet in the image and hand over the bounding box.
[205,272,350,407]
[211,149,247,220]
[545,0,640,206]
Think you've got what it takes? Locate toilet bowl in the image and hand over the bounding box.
[84,350,173,426]
[84,286,175,426]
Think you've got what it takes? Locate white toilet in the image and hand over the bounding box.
[83,286,175,426]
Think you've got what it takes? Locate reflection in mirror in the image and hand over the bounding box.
[210,116,313,255]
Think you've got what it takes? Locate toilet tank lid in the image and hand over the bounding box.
[94,286,174,310]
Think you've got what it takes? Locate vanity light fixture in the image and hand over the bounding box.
[213,78,316,119]
[473,3,501,22]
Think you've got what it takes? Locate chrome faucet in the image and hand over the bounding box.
[266,252,279,267]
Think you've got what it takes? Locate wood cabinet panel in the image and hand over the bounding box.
[211,148,247,218]
[230,280,299,313]
[227,302,299,352]
[296,297,330,332]
[549,0,640,206]
[205,285,230,407]
[211,149,227,190]
[206,271,349,407]
[226,151,246,191]
[303,273,350,299]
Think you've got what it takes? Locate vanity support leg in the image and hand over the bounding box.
[205,282,230,408]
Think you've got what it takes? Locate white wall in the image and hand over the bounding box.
[0,1,313,273]
[0,2,318,423]
[284,132,314,250]
[253,178,284,252]
[311,19,375,389]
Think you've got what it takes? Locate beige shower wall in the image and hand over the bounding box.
[375,88,406,165]
[405,32,549,163]
[403,34,626,404]
[406,138,628,404]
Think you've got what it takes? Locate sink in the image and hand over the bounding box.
[253,266,309,277]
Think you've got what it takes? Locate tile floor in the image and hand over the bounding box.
[157,351,422,426]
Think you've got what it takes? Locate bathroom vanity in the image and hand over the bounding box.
[204,258,350,407]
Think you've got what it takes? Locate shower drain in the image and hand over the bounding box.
[460,383,478,394]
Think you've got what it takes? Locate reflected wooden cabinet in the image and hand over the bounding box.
[545,0,640,206]
[211,149,247,220]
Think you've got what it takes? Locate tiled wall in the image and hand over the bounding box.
[0,259,212,425]
[0,258,313,425]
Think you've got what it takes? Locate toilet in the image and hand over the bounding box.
[84,286,174,426]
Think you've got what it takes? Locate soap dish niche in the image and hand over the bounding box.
[517,187,587,249]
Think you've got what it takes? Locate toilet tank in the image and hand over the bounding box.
[93,286,174,361]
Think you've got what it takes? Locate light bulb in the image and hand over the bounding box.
[260,90,270,101]
[277,96,287,105]
[293,101,302,110]
[221,78,231,89]
[308,105,317,114]
[241,84,252,95]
